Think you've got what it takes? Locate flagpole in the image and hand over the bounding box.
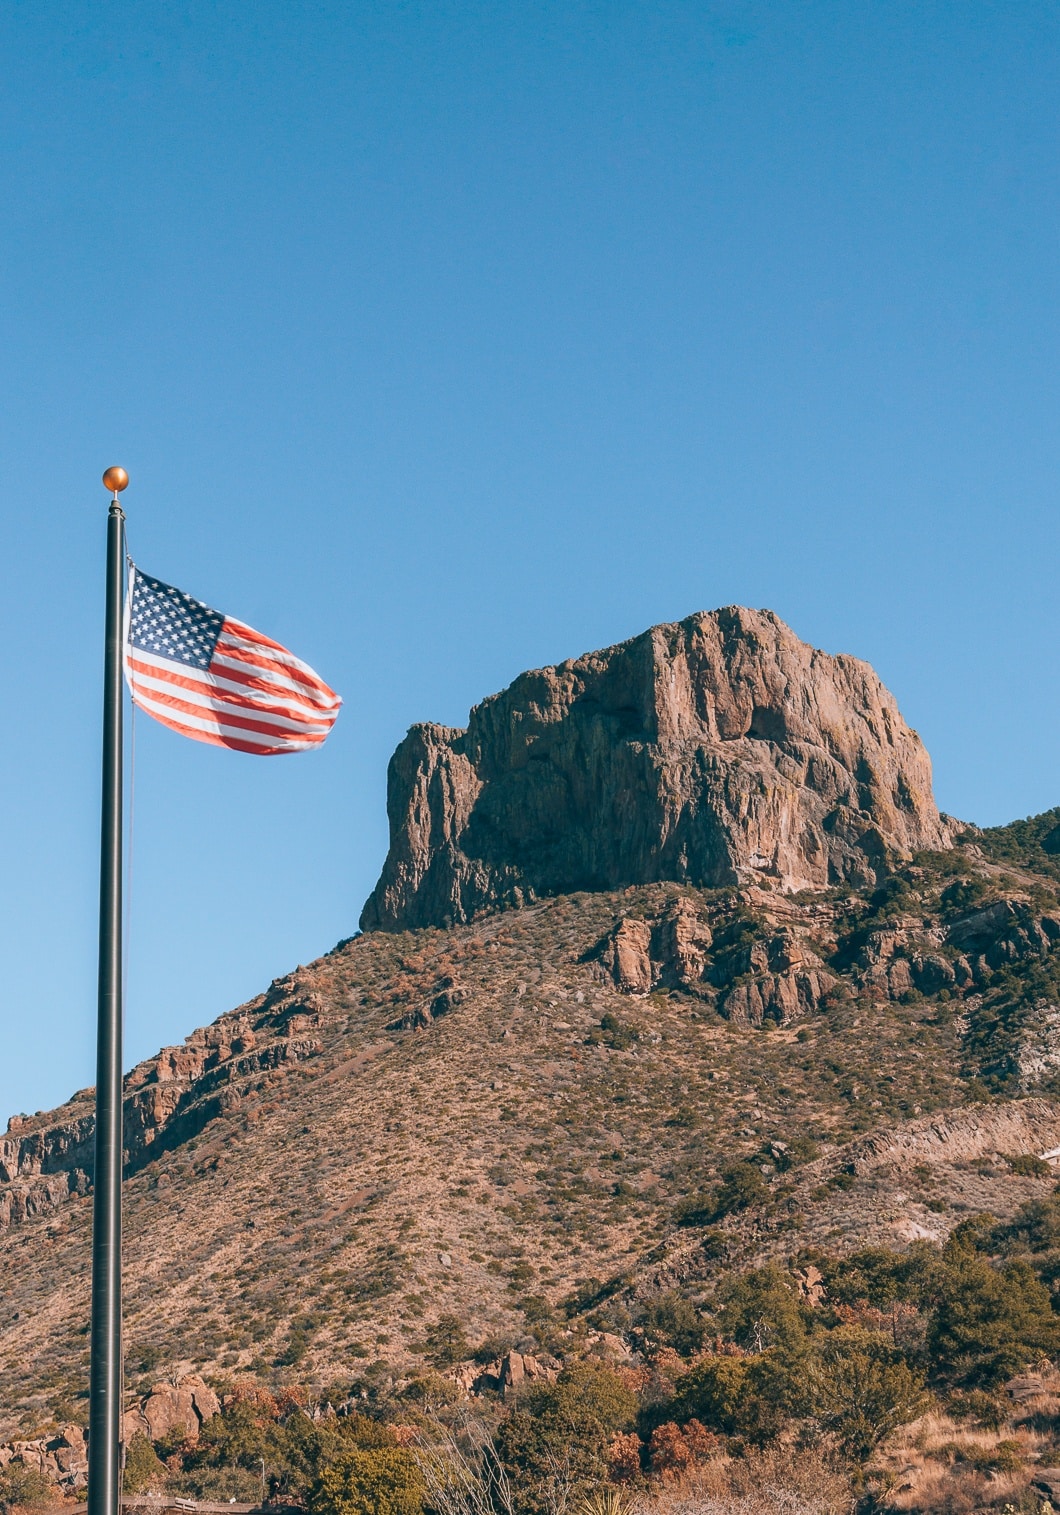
[88,465,129,1515]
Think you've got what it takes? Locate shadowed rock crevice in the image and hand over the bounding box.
[361,607,953,931]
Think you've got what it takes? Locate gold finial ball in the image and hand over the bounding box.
[102,466,129,494]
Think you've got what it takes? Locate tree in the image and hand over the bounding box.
[928,1254,1060,1387]
[669,1351,799,1444]
[805,1328,928,1459]
[716,1265,809,1353]
[123,1433,167,1494]
[310,1445,424,1515]
[496,1364,637,1514]
[423,1314,471,1368]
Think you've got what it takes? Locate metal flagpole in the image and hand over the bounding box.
[88,465,129,1515]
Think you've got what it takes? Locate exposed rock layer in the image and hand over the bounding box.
[361,607,951,931]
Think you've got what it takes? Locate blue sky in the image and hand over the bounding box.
[2,0,1059,1123]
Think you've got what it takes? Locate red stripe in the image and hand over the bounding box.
[207,648,337,710]
[128,677,334,742]
[216,625,337,701]
[131,697,312,755]
[126,654,331,728]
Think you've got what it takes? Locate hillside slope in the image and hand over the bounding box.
[5,814,1060,1438]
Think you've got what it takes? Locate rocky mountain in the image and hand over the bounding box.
[362,607,952,932]
[4,609,1060,1495]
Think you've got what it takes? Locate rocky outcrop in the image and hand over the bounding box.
[122,1373,220,1444]
[361,607,951,932]
[0,978,325,1231]
[0,1424,88,1492]
[599,895,835,1025]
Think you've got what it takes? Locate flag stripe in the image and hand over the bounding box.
[126,668,335,737]
[130,687,324,751]
[211,642,341,707]
[125,650,335,727]
[129,694,317,754]
[222,620,340,695]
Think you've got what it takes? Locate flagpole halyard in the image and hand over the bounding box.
[88,467,128,1515]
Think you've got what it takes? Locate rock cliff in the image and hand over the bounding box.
[361,607,951,931]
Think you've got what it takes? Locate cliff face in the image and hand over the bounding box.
[361,607,951,932]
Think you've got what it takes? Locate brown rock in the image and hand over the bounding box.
[361,607,950,931]
[495,1350,560,1399]
[604,919,654,994]
[656,898,712,989]
[122,1373,220,1445]
[722,968,835,1026]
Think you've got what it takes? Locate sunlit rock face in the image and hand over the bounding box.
[361,606,951,932]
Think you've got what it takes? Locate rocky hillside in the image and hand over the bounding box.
[361,607,952,931]
[5,807,1060,1441]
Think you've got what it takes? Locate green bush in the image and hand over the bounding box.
[496,1363,637,1514]
[641,1290,705,1355]
[668,1351,801,1444]
[0,1462,54,1512]
[123,1432,167,1494]
[715,1265,809,1353]
[713,1162,769,1217]
[927,1253,1060,1386]
[309,1446,423,1515]
[804,1328,928,1459]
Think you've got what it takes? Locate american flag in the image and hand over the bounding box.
[123,567,341,755]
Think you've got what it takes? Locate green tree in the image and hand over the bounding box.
[820,1242,942,1311]
[422,1313,471,1368]
[309,1446,423,1515]
[669,1351,800,1444]
[805,1328,928,1459]
[496,1364,637,1514]
[123,1432,167,1494]
[716,1265,809,1353]
[928,1254,1060,1386]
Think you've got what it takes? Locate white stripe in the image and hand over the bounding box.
[128,668,334,736]
[222,619,338,688]
[127,647,335,726]
[131,688,324,750]
[210,646,341,710]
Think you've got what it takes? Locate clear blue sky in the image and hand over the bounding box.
[2,1,1059,1124]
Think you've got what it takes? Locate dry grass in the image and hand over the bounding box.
[868,1407,1057,1513]
[635,1448,854,1515]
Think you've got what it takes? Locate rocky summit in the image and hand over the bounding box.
[361,606,952,932]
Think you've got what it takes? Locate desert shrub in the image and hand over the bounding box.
[124,1431,167,1493]
[309,1444,424,1515]
[647,1419,719,1476]
[496,1363,637,1513]
[642,1291,705,1355]
[667,1351,800,1444]
[991,1184,1060,1254]
[803,1327,928,1458]
[606,1432,643,1483]
[0,1462,54,1512]
[422,1314,471,1367]
[927,1252,1060,1386]
[1004,1152,1052,1177]
[715,1265,809,1353]
[712,1163,769,1218]
[818,1242,942,1311]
